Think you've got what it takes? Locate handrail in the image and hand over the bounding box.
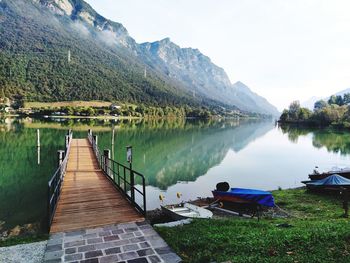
[47,130,73,231]
[87,131,147,215]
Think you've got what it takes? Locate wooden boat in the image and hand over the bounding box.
[161,203,213,220]
[309,167,350,180]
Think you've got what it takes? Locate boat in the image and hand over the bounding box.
[212,182,275,207]
[309,167,350,180]
[303,174,350,191]
[161,203,213,220]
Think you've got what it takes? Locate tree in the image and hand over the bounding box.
[288,101,300,120]
[344,93,350,105]
[314,100,327,111]
[328,95,337,105]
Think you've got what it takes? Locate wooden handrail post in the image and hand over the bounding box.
[104,149,111,176]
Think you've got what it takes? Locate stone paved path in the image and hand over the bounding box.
[44,221,181,263]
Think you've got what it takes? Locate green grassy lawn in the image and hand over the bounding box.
[0,234,48,247]
[156,189,350,263]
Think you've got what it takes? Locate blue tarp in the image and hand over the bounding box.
[214,188,275,207]
[306,174,350,186]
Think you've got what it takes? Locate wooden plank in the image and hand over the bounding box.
[50,138,144,233]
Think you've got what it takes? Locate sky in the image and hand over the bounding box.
[85,0,350,110]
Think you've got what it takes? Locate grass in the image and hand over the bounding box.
[155,189,350,263]
[24,101,112,109]
[0,234,48,247]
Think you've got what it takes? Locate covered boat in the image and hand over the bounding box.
[305,174,350,190]
[212,183,275,207]
[309,167,350,180]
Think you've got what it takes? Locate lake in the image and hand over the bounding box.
[1,117,350,236]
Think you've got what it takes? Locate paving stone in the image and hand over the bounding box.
[50,233,64,239]
[95,242,116,250]
[98,230,112,237]
[64,253,82,261]
[111,229,124,235]
[83,233,98,239]
[120,233,135,239]
[145,236,167,248]
[118,222,137,229]
[46,244,63,252]
[86,227,103,235]
[138,225,152,230]
[47,238,63,246]
[125,227,138,233]
[134,231,143,237]
[137,248,155,257]
[111,239,130,247]
[127,258,148,263]
[87,237,103,244]
[104,235,120,242]
[155,246,173,255]
[139,242,150,249]
[43,259,62,263]
[65,247,76,254]
[130,236,146,243]
[105,247,121,255]
[80,258,99,263]
[118,251,138,261]
[78,244,95,253]
[44,250,63,261]
[99,254,119,263]
[141,228,157,237]
[136,221,148,226]
[148,255,162,263]
[122,244,139,252]
[65,229,86,237]
[85,250,103,258]
[159,252,182,263]
[102,225,119,231]
[64,240,85,248]
[64,235,84,243]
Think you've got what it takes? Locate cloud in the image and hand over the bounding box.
[71,21,90,37]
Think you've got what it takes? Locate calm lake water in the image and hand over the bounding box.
[1,117,350,235]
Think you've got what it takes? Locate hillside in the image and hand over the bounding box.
[0,0,278,116]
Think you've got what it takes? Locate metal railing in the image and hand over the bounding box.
[88,132,146,215]
[47,130,73,230]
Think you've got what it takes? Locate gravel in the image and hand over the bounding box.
[0,240,47,263]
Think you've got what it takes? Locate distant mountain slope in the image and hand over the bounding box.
[0,0,279,116]
[139,38,279,116]
[302,88,350,110]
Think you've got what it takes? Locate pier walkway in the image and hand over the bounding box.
[50,138,143,233]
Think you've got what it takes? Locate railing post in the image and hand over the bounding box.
[57,150,65,178]
[65,135,70,149]
[104,149,111,176]
[93,135,98,146]
[130,171,135,203]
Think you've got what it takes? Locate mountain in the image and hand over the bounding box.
[139,39,279,116]
[0,0,279,116]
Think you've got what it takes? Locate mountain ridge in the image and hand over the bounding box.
[0,0,279,116]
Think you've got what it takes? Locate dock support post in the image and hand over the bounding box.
[88,129,92,137]
[104,149,111,177]
[37,129,40,147]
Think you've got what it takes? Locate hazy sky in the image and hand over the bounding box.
[85,0,350,110]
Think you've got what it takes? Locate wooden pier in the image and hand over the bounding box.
[49,138,144,233]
